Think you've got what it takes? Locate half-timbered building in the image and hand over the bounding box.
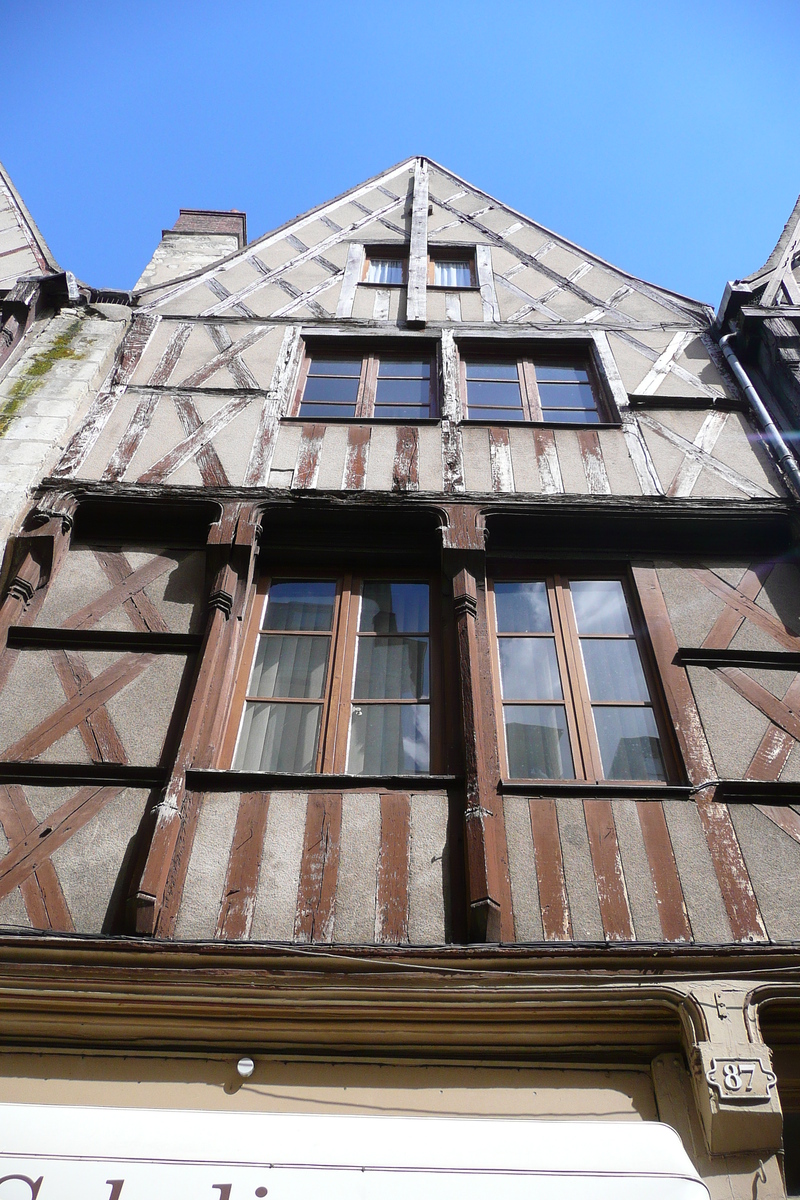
[1,157,800,1198]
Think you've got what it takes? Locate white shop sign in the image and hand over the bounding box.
[0,1104,709,1200]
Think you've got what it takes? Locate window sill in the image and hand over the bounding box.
[464,419,621,430]
[186,769,460,792]
[500,779,689,797]
[428,284,480,292]
[283,416,441,426]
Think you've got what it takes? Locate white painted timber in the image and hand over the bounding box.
[406,158,429,325]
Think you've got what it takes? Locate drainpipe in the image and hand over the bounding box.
[718,331,800,500]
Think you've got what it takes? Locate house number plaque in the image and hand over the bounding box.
[705,1057,777,1102]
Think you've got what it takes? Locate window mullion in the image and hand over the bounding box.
[555,576,604,781]
[521,359,542,421]
[328,575,359,771]
[319,574,353,772]
[359,356,379,418]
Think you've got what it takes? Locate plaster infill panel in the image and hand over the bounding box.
[408,794,449,945]
[610,800,663,943]
[49,787,150,934]
[250,792,308,942]
[597,429,642,496]
[729,804,800,942]
[661,800,732,943]
[686,665,771,779]
[461,426,492,493]
[333,793,380,943]
[556,797,604,942]
[173,793,240,940]
[504,795,544,942]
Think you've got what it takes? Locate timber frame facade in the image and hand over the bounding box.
[2,157,800,1197]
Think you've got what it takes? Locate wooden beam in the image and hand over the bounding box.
[475,244,500,323]
[583,799,635,941]
[335,243,365,319]
[632,566,715,787]
[694,796,767,942]
[375,792,411,944]
[528,797,572,941]
[294,793,342,943]
[406,159,428,327]
[215,791,270,940]
[342,426,370,490]
[636,800,692,943]
[392,427,419,491]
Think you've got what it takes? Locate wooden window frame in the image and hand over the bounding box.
[487,567,681,784]
[428,247,478,289]
[292,343,438,420]
[362,246,408,286]
[223,567,444,776]
[458,344,613,425]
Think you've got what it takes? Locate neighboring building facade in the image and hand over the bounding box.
[1,157,800,1197]
[717,194,800,464]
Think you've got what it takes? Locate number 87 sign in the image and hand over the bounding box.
[706,1058,777,1102]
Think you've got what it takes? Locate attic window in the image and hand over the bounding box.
[364,249,407,285]
[429,250,476,288]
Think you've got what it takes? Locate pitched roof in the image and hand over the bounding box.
[0,159,60,290]
[136,156,711,327]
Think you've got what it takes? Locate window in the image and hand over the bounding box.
[429,251,476,288]
[463,354,602,424]
[490,576,669,782]
[296,349,435,420]
[364,249,407,285]
[231,576,438,775]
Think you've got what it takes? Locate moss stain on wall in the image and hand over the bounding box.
[0,319,86,439]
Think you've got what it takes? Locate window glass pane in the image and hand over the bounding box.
[495,581,552,633]
[541,408,601,425]
[378,359,430,378]
[298,402,360,419]
[570,580,633,635]
[466,381,524,410]
[593,707,665,780]
[366,259,404,284]
[264,581,336,631]
[372,406,431,420]
[538,382,597,409]
[360,583,429,633]
[354,636,429,699]
[349,704,430,774]
[466,362,519,380]
[375,378,430,407]
[467,407,526,422]
[308,358,362,376]
[580,639,650,702]
[499,637,562,700]
[434,260,472,287]
[302,376,360,404]
[234,702,321,772]
[249,634,330,699]
[534,364,590,383]
[504,705,574,779]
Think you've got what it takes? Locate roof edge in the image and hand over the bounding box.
[0,158,61,276]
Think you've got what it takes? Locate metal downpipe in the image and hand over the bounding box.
[717,331,800,500]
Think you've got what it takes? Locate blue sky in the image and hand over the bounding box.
[2,1,798,304]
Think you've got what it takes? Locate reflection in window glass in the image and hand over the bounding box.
[374,358,431,420]
[570,579,665,781]
[300,358,361,419]
[466,361,524,421]
[349,582,431,774]
[534,362,599,424]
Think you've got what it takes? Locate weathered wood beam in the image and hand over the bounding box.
[406,159,429,327]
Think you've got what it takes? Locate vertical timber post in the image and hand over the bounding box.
[441,504,510,942]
